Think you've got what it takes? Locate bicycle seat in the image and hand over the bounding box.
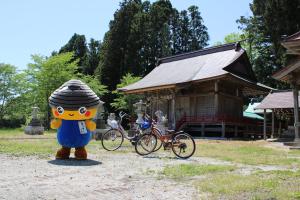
[166,129,176,134]
[166,130,184,134]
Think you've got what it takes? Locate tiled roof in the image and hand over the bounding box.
[255,91,300,109]
[283,31,300,42]
[120,43,247,92]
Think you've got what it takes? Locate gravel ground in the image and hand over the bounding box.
[0,146,293,200]
[0,153,203,200]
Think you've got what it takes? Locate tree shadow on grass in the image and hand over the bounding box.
[48,158,102,166]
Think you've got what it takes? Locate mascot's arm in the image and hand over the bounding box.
[50,119,62,129]
[85,120,96,131]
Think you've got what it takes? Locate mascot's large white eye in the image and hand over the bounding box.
[57,106,64,114]
[78,107,87,115]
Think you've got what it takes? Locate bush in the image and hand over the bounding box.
[0,117,26,128]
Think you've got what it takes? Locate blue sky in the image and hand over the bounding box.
[0,0,252,70]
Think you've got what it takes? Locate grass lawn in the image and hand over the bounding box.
[0,128,134,157]
[0,128,58,158]
[162,164,236,179]
[162,163,300,199]
[194,140,300,168]
[196,169,300,200]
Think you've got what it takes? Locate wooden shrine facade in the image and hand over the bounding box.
[120,43,271,137]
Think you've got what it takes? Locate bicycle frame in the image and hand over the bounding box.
[150,120,183,147]
[108,112,143,140]
[135,114,196,158]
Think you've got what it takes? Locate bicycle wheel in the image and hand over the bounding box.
[171,132,196,159]
[101,129,124,151]
[135,133,157,156]
[151,127,163,152]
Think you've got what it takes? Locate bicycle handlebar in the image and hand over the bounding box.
[119,111,128,120]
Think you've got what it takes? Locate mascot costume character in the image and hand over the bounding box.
[49,79,102,160]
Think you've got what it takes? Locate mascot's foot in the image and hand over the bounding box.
[75,147,87,160]
[56,147,71,159]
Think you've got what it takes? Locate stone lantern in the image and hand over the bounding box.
[93,101,107,140]
[95,101,105,129]
[133,100,147,124]
[24,107,44,135]
[155,110,168,134]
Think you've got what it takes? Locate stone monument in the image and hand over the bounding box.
[24,107,44,135]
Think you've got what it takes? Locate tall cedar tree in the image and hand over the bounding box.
[237,0,300,88]
[57,1,209,109]
[96,0,209,92]
[59,34,102,75]
[59,33,88,72]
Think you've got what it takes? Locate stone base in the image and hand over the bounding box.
[289,146,300,150]
[24,126,44,135]
[284,140,300,150]
[95,119,106,129]
[93,128,110,140]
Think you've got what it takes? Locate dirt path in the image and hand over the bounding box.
[0,152,205,200]
[0,148,294,200]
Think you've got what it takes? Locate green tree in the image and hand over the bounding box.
[85,38,102,75]
[111,73,141,112]
[27,52,107,128]
[27,53,78,127]
[59,34,102,75]
[4,71,32,117]
[97,0,209,84]
[98,0,142,90]
[178,10,190,52]
[237,0,300,88]
[96,0,209,108]
[0,64,19,121]
[214,33,242,45]
[78,74,107,97]
[59,33,88,73]
[224,32,242,44]
[169,9,181,54]
[188,5,209,50]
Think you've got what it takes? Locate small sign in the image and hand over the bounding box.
[78,121,87,134]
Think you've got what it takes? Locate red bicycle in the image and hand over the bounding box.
[135,117,196,159]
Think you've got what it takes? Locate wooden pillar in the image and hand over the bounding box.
[221,122,225,138]
[293,86,300,142]
[171,91,176,130]
[214,81,219,115]
[156,91,159,111]
[234,125,238,137]
[201,123,205,137]
[271,109,275,139]
[263,109,267,140]
[236,88,239,97]
[278,120,282,138]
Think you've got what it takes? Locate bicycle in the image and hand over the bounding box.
[135,117,196,159]
[101,111,151,151]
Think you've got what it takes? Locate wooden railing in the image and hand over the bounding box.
[176,114,261,130]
